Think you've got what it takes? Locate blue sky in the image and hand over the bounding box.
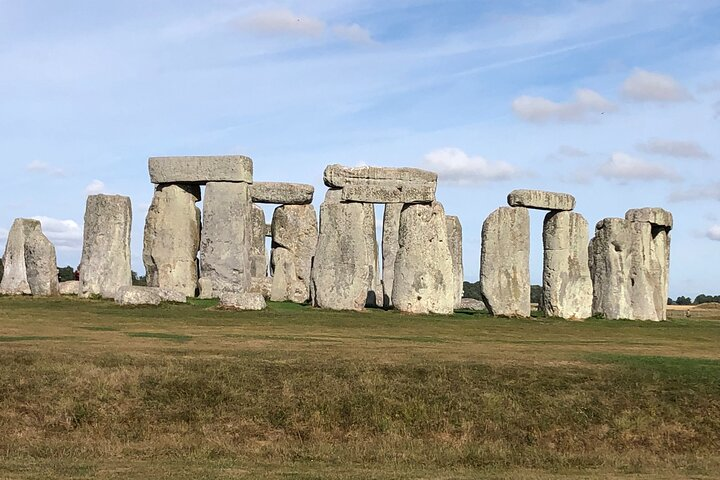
[1,0,719,298]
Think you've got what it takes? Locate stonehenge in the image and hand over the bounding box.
[508,189,576,211]
[381,204,402,308]
[149,155,253,184]
[446,215,464,309]
[0,218,58,296]
[250,205,268,278]
[270,205,318,303]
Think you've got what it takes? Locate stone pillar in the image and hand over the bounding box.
[542,211,592,319]
[250,204,267,278]
[80,195,132,299]
[310,190,374,311]
[392,202,455,315]
[446,215,464,309]
[480,206,530,317]
[0,218,59,296]
[142,184,201,297]
[270,204,318,303]
[199,182,252,295]
[0,219,33,295]
[363,203,382,308]
[381,204,402,308]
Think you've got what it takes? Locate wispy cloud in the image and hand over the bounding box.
[669,182,720,202]
[698,80,720,94]
[598,152,679,182]
[706,225,720,241]
[26,160,65,177]
[423,147,522,185]
[636,138,711,160]
[621,68,692,102]
[32,216,83,251]
[85,179,106,195]
[512,88,615,123]
[332,24,374,45]
[237,9,326,38]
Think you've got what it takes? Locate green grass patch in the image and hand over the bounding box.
[0,335,62,342]
[125,332,192,342]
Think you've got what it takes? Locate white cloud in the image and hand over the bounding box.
[26,160,65,177]
[598,152,679,182]
[557,145,589,158]
[669,182,720,202]
[636,138,711,160]
[332,24,374,45]
[31,216,83,251]
[621,68,692,102]
[512,88,615,123]
[706,225,720,241]
[423,147,522,185]
[238,9,325,38]
[85,179,106,195]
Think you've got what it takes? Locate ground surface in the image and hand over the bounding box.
[1,296,719,479]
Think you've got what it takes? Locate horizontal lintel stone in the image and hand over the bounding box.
[625,207,673,229]
[507,189,575,211]
[250,182,314,205]
[323,164,437,188]
[149,155,253,184]
[340,184,435,204]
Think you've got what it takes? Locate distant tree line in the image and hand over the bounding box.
[669,295,720,305]
[463,281,543,303]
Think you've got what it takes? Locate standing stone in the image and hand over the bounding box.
[310,191,374,311]
[392,202,455,315]
[480,207,530,317]
[250,204,268,278]
[381,204,402,308]
[0,219,34,295]
[542,211,592,319]
[80,195,132,299]
[446,215,464,309]
[363,203,382,307]
[270,204,318,303]
[143,184,201,297]
[24,221,59,296]
[200,182,252,295]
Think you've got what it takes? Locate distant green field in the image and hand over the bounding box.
[1,295,719,479]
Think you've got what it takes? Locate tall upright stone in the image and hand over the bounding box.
[143,184,201,297]
[24,221,59,296]
[381,204,402,308]
[363,203,382,307]
[80,195,132,299]
[200,182,252,295]
[446,215,464,309]
[270,204,318,303]
[0,219,33,295]
[480,207,530,317]
[311,190,374,311]
[250,204,268,278]
[392,202,454,314]
[542,211,592,319]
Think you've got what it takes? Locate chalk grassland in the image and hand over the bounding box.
[0,297,719,479]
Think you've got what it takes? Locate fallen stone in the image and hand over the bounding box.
[542,211,592,319]
[148,155,253,184]
[80,195,132,299]
[159,289,187,303]
[446,215,464,309]
[143,184,201,297]
[0,219,34,295]
[480,207,530,317]
[324,164,437,188]
[24,222,59,296]
[460,298,486,311]
[392,202,455,315]
[219,292,266,311]
[507,189,576,211]
[340,184,436,204]
[381,204,402,308]
[59,281,80,295]
[200,182,252,295]
[115,286,162,305]
[197,277,213,299]
[251,182,314,205]
[625,207,673,229]
[270,205,318,303]
[250,205,267,278]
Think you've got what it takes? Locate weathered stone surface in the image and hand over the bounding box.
[460,298,486,311]
[340,184,436,204]
[197,277,213,299]
[270,205,318,303]
[363,203,382,308]
[250,205,267,278]
[219,292,266,311]
[251,182,314,205]
[249,277,272,299]
[311,196,374,311]
[149,155,253,184]
[324,164,437,188]
[0,219,34,295]
[542,211,592,320]
[381,204,402,308]
[389,202,453,314]
[59,281,80,295]
[80,195,132,299]
[625,207,673,229]
[159,289,187,303]
[24,222,59,296]
[589,217,668,321]
[143,184,201,297]
[480,207,530,317]
[200,182,251,295]
[115,286,162,305]
[446,215,464,309]
[507,189,576,211]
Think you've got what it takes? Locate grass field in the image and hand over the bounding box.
[1,296,719,479]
